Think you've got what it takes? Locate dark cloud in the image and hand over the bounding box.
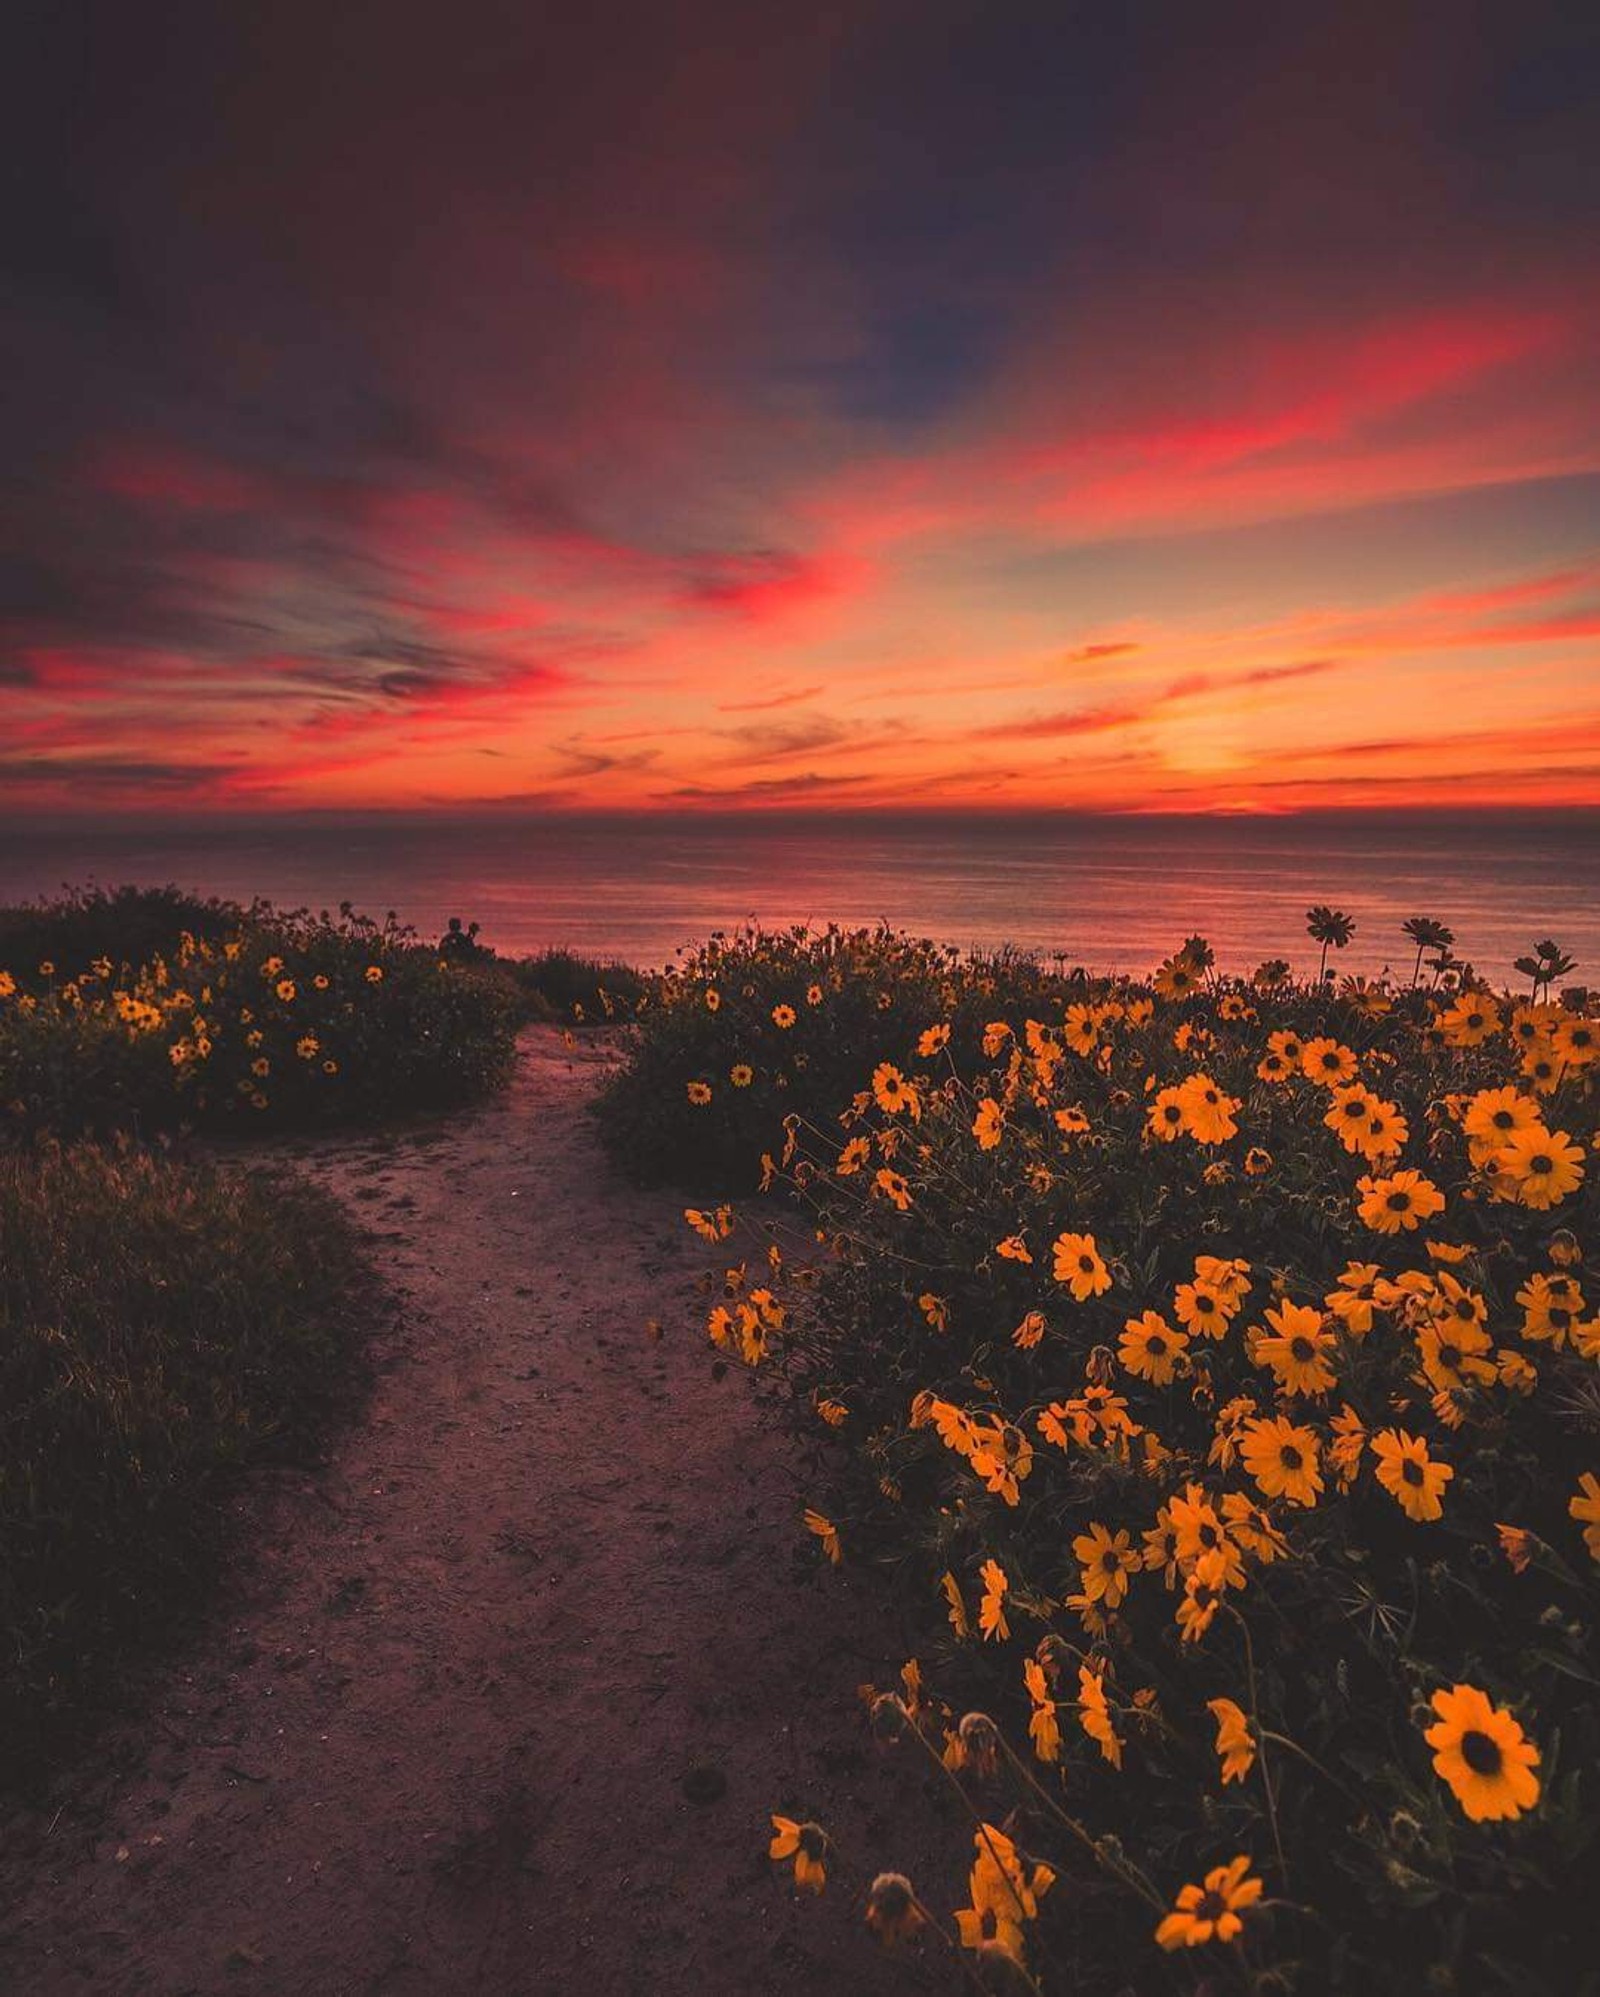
[0,755,233,792]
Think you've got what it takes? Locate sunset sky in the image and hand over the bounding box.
[5,1,1600,815]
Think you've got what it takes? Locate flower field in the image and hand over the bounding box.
[628,921,1599,1992]
[0,886,520,1133]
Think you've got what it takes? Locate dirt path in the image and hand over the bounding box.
[0,1029,950,1996]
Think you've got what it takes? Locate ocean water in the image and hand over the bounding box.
[2,811,1597,982]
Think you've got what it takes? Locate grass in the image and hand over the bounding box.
[507,947,651,1023]
[0,1139,369,1787]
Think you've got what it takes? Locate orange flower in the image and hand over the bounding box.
[1072,1522,1141,1609]
[1120,1310,1189,1385]
[1371,1428,1453,1522]
[1052,1231,1111,1300]
[1155,1855,1263,1949]
[1424,1685,1540,1822]
[1206,1697,1256,1784]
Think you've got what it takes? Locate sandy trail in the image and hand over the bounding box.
[0,1028,949,1996]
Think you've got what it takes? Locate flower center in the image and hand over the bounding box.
[1279,1444,1303,1470]
[1290,1336,1315,1361]
[1461,1730,1503,1776]
[1530,1154,1554,1175]
[1387,1191,1412,1211]
[1401,1458,1425,1485]
[1195,1890,1228,1923]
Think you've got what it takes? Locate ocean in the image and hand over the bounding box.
[2,811,1596,983]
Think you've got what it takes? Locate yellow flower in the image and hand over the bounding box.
[871,1063,920,1117]
[1424,1685,1540,1822]
[954,1824,1053,1960]
[1301,1037,1357,1084]
[1147,1086,1188,1141]
[1154,951,1202,999]
[1570,1471,1600,1560]
[771,1002,796,1028]
[1077,1664,1123,1767]
[275,979,297,1002]
[1438,992,1501,1047]
[1254,1301,1338,1396]
[296,1035,319,1059]
[919,1291,949,1331]
[977,1558,1009,1641]
[730,1062,753,1087]
[1173,1280,1231,1338]
[972,1096,1004,1149]
[1120,1310,1189,1385]
[835,1135,870,1176]
[1012,1309,1046,1349]
[1177,1073,1239,1144]
[769,1815,829,1892]
[1462,1085,1542,1165]
[941,1569,971,1636]
[805,983,824,1006]
[0,972,14,998]
[1239,1414,1323,1506]
[1357,1168,1445,1233]
[1022,1659,1061,1764]
[1490,1125,1585,1209]
[364,963,384,983]
[1326,1261,1384,1336]
[1516,1271,1583,1346]
[1495,1523,1535,1573]
[1416,1313,1495,1394]
[1072,1523,1140,1609]
[995,1234,1032,1264]
[1550,1015,1597,1068]
[1052,1231,1110,1300]
[1155,1855,1263,1949]
[874,1167,912,1211]
[917,1022,950,1056]
[803,1509,841,1564]
[1520,1041,1561,1094]
[1206,1697,1256,1784]
[686,1079,712,1105]
[1371,1428,1453,1522]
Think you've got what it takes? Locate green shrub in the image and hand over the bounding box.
[0,888,520,1134]
[594,923,1016,1188]
[0,1141,367,1782]
[702,947,1599,1992]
